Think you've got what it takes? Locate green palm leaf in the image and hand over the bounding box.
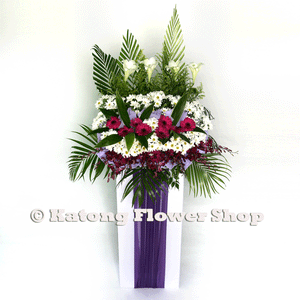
[92,45,120,94]
[185,154,232,198]
[68,125,106,182]
[119,29,143,62]
[163,6,185,64]
[119,30,143,88]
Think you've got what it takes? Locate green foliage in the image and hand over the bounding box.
[163,6,185,63]
[116,92,130,126]
[171,93,188,125]
[135,135,148,149]
[91,7,202,100]
[140,103,154,121]
[99,108,118,118]
[132,62,150,95]
[154,7,192,96]
[117,168,169,206]
[92,45,120,95]
[185,154,231,198]
[194,127,206,134]
[68,125,107,182]
[88,127,109,135]
[95,134,123,148]
[118,30,144,89]
[119,30,143,62]
[125,132,135,151]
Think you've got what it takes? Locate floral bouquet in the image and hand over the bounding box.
[68,7,233,288]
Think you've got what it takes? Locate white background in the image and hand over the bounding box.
[0,0,299,299]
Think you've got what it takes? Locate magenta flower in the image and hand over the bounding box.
[180,117,196,132]
[106,116,121,129]
[136,123,152,136]
[130,118,142,127]
[118,126,134,137]
[158,115,172,130]
[170,125,183,134]
[155,126,170,139]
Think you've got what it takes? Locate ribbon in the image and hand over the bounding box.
[134,180,168,288]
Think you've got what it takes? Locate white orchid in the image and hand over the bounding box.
[123,59,138,82]
[188,62,203,84]
[166,60,181,74]
[142,57,158,82]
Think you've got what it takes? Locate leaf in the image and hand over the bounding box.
[193,127,206,135]
[116,92,130,127]
[185,154,231,198]
[68,138,95,152]
[92,45,120,94]
[173,132,190,143]
[89,154,99,181]
[80,124,98,143]
[135,135,148,149]
[140,103,154,121]
[117,169,169,207]
[95,134,123,148]
[118,30,143,87]
[163,6,185,63]
[171,93,187,125]
[88,127,109,135]
[99,108,118,118]
[125,132,135,151]
[68,125,107,182]
[71,130,97,145]
[119,29,142,63]
[92,160,106,183]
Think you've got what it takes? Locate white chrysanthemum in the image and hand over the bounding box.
[150,91,164,99]
[193,110,202,120]
[174,144,182,152]
[95,98,103,109]
[131,100,140,109]
[181,140,190,153]
[92,111,106,130]
[126,95,136,103]
[135,94,144,103]
[101,129,118,140]
[144,118,158,130]
[168,141,177,151]
[168,95,180,106]
[149,134,159,143]
[202,116,213,130]
[105,99,117,110]
[185,102,194,114]
[92,120,101,130]
[148,91,164,107]
[141,96,151,106]
[148,143,156,151]
[194,132,207,144]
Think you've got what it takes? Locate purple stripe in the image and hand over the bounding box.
[134,178,168,288]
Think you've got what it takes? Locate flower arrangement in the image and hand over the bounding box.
[68,7,234,206]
